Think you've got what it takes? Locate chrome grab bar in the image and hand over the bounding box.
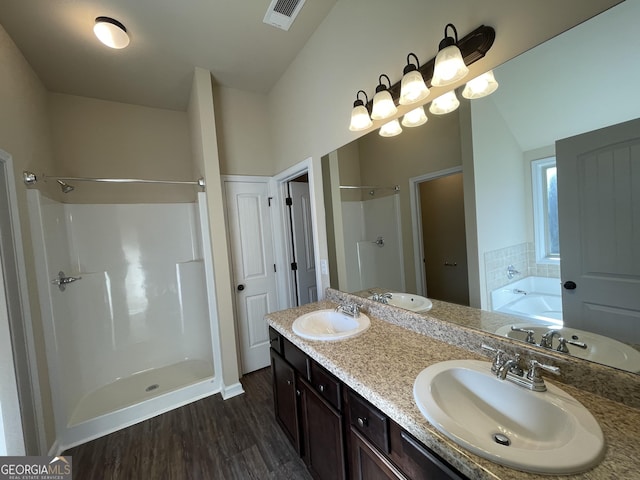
[51,271,82,292]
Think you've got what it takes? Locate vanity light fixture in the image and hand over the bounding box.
[347,25,495,135]
[371,74,397,120]
[349,90,373,131]
[399,53,430,105]
[462,70,499,99]
[429,90,460,115]
[431,24,469,87]
[401,106,428,127]
[379,118,402,137]
[94,16,130,49]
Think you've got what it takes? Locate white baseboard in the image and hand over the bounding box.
[221,382,244,399]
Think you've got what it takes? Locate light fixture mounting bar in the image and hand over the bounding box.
[366,25,495,110]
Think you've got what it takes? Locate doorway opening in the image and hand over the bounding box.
[285,174,317,306]
[410,167,469,305]
[272,158,321,310]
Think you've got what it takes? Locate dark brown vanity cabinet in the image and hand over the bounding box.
[269,327,466,480]
[345,389,466,480]
[269,328,346,480]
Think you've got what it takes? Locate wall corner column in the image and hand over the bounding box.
[187,67,242,394]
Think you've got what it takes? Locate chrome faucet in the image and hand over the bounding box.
[371,292,392,304]
[539,330,562,349]
[513,288,528,295]
[335,303,362,318]
[481,344,561,392]
[497,354,524,379]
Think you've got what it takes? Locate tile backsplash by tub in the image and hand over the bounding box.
[484,242,560,293]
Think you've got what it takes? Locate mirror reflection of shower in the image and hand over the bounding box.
[56,179,75,193]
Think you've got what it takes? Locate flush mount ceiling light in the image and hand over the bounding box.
[349,90,373,131]
[462,70,499,99]
[94,16,130,49]
[402,106,428,128]
[431,24,469,87]
[371,74,397,120]
[379,118,402,137]
[429,90,460,115]
[399,53,429,105]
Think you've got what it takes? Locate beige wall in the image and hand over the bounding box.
[48,93,195,203]
[0,24,55,452]
[187,68,240,393]
[213,86,274,176]
[267,0,620,174]
[469,96,528,308]
[358,111,462,294]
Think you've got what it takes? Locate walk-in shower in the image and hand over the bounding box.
[25,174,221,450]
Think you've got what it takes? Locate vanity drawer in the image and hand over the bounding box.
[309,361,342,411]
[390,423,466,480]
[269,326,282,355]
[347,389,390,454]
[283,337,309,379]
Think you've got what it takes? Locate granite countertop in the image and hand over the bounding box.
[266,300,640,480]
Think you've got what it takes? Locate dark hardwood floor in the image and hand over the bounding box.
[64,368,312,480]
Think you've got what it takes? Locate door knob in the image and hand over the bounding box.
[563,280,577,290]
[237,284,245,291]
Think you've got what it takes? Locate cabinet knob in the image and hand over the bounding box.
[286,380,292,386]
[318,384,325,393]
[357,417,368,428]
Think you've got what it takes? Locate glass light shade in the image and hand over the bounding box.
[349,105,373,131]
[379,119,402,137]
[401,106,428,127]
[431,45,468,87]
[462,70,499,99]
[429,91,460,115]
[371,90,397,120]
[94,18,130,49]
[399,70,429,105]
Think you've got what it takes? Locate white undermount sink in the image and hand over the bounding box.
[369,292,433,312]
[413,360,605,474]
[292,309,371,341]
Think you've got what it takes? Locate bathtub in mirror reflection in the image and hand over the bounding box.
[321,2,640,374]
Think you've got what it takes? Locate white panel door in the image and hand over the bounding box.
[224,181,277,373]
[557,118,640,344]
[289,181,317,305]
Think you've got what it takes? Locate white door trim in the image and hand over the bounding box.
[0,149,46,454]
[409,166,463,296]
[272,158,324,308]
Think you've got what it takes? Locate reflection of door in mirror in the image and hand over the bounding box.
[557,118,640,345]
[419,172,469,305]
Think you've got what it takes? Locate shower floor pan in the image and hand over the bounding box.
[69,359,214,426]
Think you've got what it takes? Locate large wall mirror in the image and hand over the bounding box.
[321,1,640,373]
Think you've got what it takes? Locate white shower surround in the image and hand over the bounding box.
[27,190,222,451]
[341,194,405,293]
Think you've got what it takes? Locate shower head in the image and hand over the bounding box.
[57,180,75,193]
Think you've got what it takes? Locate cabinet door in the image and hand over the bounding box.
[271,350,301,453]
[299,379,346,480]
[350,427,408,480]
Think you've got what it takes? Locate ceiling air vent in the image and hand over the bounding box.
[263,0,306,31]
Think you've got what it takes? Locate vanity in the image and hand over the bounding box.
[266,288,640,480]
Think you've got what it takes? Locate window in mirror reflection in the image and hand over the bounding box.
[532,157,559,263]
